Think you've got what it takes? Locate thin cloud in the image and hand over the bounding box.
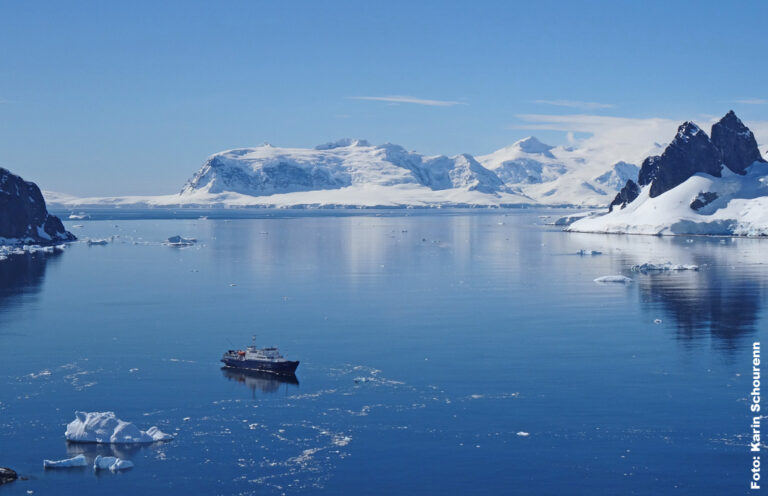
[532,99,616,110]
[347,95,462,107]
[734,98,768,105]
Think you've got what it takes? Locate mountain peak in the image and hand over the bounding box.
[711,110,765,174]
[511,136,555,157]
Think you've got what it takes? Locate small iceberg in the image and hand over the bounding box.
[576,249,602,256]
[164,235,197,247]
[68,213,89,220]
[65,411,174,444]
[93,455,133,472]
[43,454,87,469]
[631,262,699,273]
[594,275,633,284]
[86,238,109,246]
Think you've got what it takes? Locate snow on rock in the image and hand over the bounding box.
[43,454,87,468]
[594,275,633,284]
[93,455,134,472]
[65,411,174,444]
[631,262,699,273]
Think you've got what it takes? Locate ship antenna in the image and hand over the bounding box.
[252,334,257,347]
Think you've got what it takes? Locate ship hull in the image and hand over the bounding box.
[221,357,299,375]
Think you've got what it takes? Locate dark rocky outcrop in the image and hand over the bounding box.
[609,179,640,212]
[710,110,766,174]
[637,122,723,198]
[0,467,18,485]
[690,191,718,211]
[0,168,75,244]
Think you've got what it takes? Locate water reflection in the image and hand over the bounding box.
[636,263,762,350]
[221,367,299,396]
[65,440,146,461]
[0,252,61,311]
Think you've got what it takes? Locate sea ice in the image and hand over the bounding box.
[631,262,699,273]
[65,411,174,444]
[594,275,633,284]
[43,454,87,468]
[93,455,134,472]
[86,239,109,246]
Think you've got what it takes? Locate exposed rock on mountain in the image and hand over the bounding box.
[710,110,766,174]
[0,168,75,244]
[608,180,640,212]
[637,122,723,198]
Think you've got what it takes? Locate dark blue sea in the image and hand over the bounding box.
[0,209,764,495]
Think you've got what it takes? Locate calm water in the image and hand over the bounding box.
[0,210,765,495]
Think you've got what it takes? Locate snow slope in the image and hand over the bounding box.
[567,162,768,236]
[478,137,645,206]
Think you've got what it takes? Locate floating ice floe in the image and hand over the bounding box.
[577,249,602,255]
[594,275,633,284]
[86,238,109,246]
[631,262,699,273]
[654,319,663,324]
[164,235,197,247]
[516,431,530,437]
[65,411,174,444]
[43,454,87,468]
[93,455,133,472]
[0,244,66,257]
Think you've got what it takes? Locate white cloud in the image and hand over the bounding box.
[532,99,615,110]
[347,95,462,107]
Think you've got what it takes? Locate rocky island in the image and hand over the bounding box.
[0,167,75,245]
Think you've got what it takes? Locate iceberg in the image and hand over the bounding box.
[43,454,87,468]
[594,275,633,284]
[65,411,174,444]
[164,235,197,246]
[86,238,109,246]
[93,455,134,472]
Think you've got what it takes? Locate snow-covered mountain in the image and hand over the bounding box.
[46,137,659,209]
[477,136,643,206]
[568,111,768,236]
[180,139,506,198]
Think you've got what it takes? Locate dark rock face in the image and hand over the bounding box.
[637,122,723,198]
[0,467,18,485]
[710,110,766,175]
[690,191,719,211]
[609,180,640,212]
[0,168,75,244]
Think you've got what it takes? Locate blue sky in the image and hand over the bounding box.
[2,0,768,195]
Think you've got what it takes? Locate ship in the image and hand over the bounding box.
[221,337,299,375]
